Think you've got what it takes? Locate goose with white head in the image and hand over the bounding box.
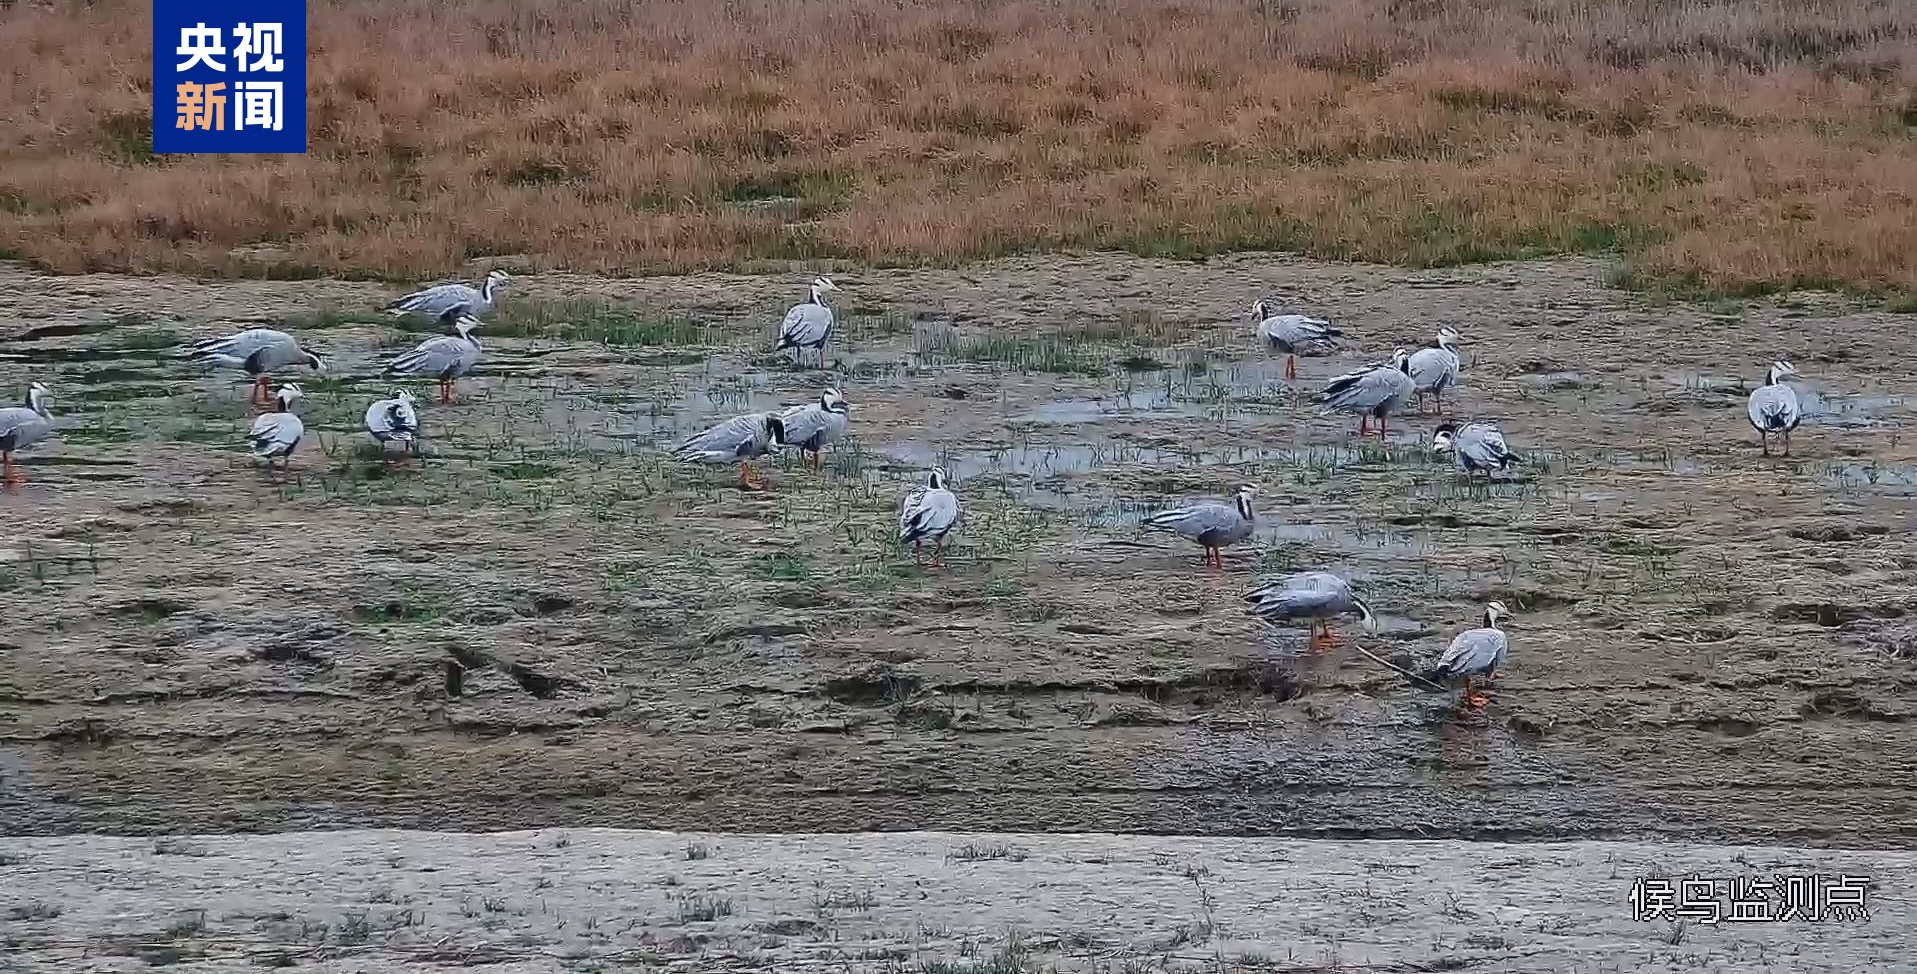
[248,383,307,481]
[386,306,484,403]
[1746,360,1803,457]
[1432,420,1519,478]
[1421,600,1511,711]
[778,387,851,470]
[899,466,962,567]
[387,269,512,320]
[365,389,422,462]
[0,382,56,487]
[187,328,326,407]
[1244,571,1378,650]
[775,276,839,366]
[1317,347,1417,439]
[1141,485,1258,570]
[671,410,788,490]
[1252,300,1342,380]
[1406,326,1463,414]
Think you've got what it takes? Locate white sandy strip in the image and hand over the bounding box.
[0,831,1910,973]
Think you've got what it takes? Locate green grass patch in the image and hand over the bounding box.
[405,297,716,347]
[917,331,1109,376]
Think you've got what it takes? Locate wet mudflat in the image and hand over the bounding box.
[2,829,1911,974]
[0,254,1914,844]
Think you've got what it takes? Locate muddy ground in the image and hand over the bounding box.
[2,829,1910,973]
[0,253,1913,843]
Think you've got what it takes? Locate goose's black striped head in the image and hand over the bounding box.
[25,381,51,415]
[303,352,327,373]
[763,414,787,447]
[927,466,950,490]
[1251,300,1270,320]
[1431,429,1455,453]
[1766,360,1799,385]
[274,383,305,411]
[1436,326,1463,349]
[1352,595,1379,632]
[821,388,849,414]
[1234,484,1257,520]
[1391,347,1412,372]
[1482,600,1510,628]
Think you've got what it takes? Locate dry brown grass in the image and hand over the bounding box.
[2,0,1915,296]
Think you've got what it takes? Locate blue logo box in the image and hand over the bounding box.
[152,0,307,154]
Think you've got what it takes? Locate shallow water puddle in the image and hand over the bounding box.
[1798,390,1907,428]
[1823,461,1917,494]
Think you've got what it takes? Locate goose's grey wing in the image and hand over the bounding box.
[1459,423,1517,468]
[1747,385,1802,432]
[1244,571,1346,603]
[1247,584,1349,622]
[1259,315,1339,348]
[1142,501,1236,541]
[248,413,304,457]
[1318,364,1413,411]
[673,412,768,463]
[1429,628,1505,678]
[1407,348,1458,391]
[387,336,465,377]
[389,283,482,317]
[777,403,829,448]
[188,328,295,370]
[900,488,960,544]
[0,406,52,449]
[777,304,833,349]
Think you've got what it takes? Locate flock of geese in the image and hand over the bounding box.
[1,270,1818,713]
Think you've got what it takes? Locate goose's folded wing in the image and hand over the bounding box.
[1143,502,1230,538]
[1432,630,1500,676]
[1247,585,1344,620]
[674,412,763,460]
[778,404,828,445]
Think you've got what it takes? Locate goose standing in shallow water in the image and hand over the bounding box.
[1420,601,1511,710]
[1317,347,1416,439]
[1406,327,1463,414]
[386,269,512,319]
[365,389,421,462]
[671,410,787,490]
[899,467,962,567]
[778,388,850,469]
[1245,571,1377,650]
[775,277,838,366]
[386,308,483,403]
[1747,360,1803,457]
[249,384,306,481]
[1432,420,1519,478]
[1142,485,1257,570]
[187,328,326,406]
[1252,301,1342,380]
[0,382,55,486]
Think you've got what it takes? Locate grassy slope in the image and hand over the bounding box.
[0,0,1914,303]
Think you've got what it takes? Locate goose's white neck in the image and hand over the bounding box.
[810,285,830,306]
[1235,494,1255,521]
[482,277,500,303]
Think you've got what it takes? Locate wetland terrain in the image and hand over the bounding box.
[1,252,1913,846]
